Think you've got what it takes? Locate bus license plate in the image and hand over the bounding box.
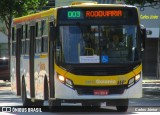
[94,90,109,95]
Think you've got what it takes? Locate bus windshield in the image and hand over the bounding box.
[56,25,140,64]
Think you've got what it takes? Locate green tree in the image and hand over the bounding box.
[0,0,47,37]
[121,0,160,5]
[0,0,47,62]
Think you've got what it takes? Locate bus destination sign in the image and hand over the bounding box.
[58,8,138,24]
[85,10,122,18]
[67,10,123,19]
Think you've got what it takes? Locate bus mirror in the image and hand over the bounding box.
[140,25,146,50]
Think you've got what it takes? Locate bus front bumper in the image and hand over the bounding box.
[55,77,142,100]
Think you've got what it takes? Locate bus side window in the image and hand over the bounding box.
[41,20,48,53]
[21,25,25,55]
[25,24,30,55]
[12,27,16,56]
[35,21,42,53]
[42,37,48,52]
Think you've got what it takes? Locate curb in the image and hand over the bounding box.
[143,90,160,95]
[142,80,160,83]
[142,80,160,96]
[143,87,160,95]
[0,82,11,87]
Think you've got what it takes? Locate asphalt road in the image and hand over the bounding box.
[0,80,160,115]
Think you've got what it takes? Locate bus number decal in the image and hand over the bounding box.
[68,11,81,18]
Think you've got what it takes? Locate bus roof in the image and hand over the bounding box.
[13,8,56,25]
[69,3,136,8]
[13,3,137,25]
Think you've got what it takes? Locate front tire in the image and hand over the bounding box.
[116,106,128,112]
[22,78,44,106]
[116,99,128,112]
[49,100,61,111]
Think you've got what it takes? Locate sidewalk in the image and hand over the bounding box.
[0,80,10,86]
[142,80,160,96]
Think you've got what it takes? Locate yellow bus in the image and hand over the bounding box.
[11,2,146,112]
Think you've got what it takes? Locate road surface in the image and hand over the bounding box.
[0,81,160,115]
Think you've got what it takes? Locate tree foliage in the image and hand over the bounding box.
[0,0,47,62]
[122,0,160,5]
[0,0,47,31]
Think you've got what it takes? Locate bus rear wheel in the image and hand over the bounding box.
[116,106,128,112]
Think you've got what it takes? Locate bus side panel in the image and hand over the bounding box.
[35,56,48,100]
[34,20,50,100]
[10,27,17,95]
[39,55,49,99]
[34,55,40,99]
[11,56,17,94]
[23,56,30,99]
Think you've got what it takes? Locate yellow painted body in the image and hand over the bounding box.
[55,64,142,86]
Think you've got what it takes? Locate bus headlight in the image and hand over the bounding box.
[128,74,141,88]
[57,75,74,88]
[58,75,65,82]
[135,74,141,82]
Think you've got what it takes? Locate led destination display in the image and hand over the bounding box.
[85,10,122,17]
[67,10,123,19]
[58,8,138,25]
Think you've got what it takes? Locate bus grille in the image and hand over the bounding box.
[74,85,127,95]
[63,64,137,76]
[70,67,130,76]
[59,62,141,76]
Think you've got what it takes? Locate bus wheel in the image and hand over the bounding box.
[116,99,128,112]
[116,106,128,112]
[21,79,32,106]
[49,100,61,111]
[82,102,92,107]
[34,100,44,106]
[92,102,101,107]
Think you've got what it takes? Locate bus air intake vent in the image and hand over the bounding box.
[60,62,141,76]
